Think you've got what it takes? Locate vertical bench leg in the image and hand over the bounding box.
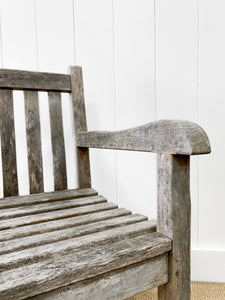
[157,153,191,300]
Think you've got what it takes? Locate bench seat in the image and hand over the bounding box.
[0,188,171,300]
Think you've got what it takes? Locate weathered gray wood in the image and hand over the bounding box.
[0,208,134,242]
[0,233,171,299]
[0,69,71,92]
[24,90,44,194]
[71,66,91,188]
[0,188,97,209]
[48,92,67,190]
[157,153,191,300]
[0,89,18,197]
[0,66,211,300]
[0,221,160,271]
[77,119,211,155]
[0,215,150,255]
[0,195,107,220]
[0,201,117,230]
[30,255,168,300]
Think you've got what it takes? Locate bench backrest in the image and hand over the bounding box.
[0,66,91,197]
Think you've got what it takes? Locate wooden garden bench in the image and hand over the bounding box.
[0,66,211,300]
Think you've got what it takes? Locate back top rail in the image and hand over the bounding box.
[0,69,71,92]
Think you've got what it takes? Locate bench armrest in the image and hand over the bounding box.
[76,119,211,155]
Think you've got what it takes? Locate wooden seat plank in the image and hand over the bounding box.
[0,202,118,230]
[0,195,106,220]
[0,208,133,242]
[0,233,171,300]
[0,214,151,255]
[31,255,168,300]
[0,188,98,209]
[0,221,158,271]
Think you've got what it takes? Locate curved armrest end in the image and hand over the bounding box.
[174,120,211,155]
[77,120,211,155]
[139,119,211,155]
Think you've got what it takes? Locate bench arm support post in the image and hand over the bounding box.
[77,119,210,300]
[157,153,191,300]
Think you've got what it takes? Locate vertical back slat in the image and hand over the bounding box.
[71,66,91,188]
[24,91,44,194]
[48,91,67,191]
[0,89,18,197]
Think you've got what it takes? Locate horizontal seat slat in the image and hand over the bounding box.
[0,214,152,255]
[0,208,132,242]
[0,233,171,300]
[0,195,106,220]
[0,202,117,230]
[0,188,98,209]
[31,255,168,300]
[0,69,71,92]
[0,221,158,271]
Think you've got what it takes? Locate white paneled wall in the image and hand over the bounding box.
[0,0,224,282]
[114,0,157,219]
[156,0,200,248]
[74,0,117,203]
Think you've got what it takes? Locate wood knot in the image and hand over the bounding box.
[27,110,35,130]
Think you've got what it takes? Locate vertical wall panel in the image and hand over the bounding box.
[0,0,37,70]
[114,0,156,218]
[0,0,37,195]
[199,0,225,249]
[156,0,199,247]
[74,0,117,203]
[36,0,76,191]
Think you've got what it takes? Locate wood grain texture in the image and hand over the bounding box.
[0,214,150,255]
[0,195,107,220]
[71,66,91,188]
[48,92,67,190]
[30,255,168,300]
[0,188,97,209]
[0,69,71,92]
[0,221,158,271]
[157,153,191,300]
[0,208,133,242]
[0,201,117,230]
[0,89,18,197]
[24,90,44,194]
[0,233,171,299]
[77,119,211,155]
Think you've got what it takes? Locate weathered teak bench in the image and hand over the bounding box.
[0,66,211,300]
